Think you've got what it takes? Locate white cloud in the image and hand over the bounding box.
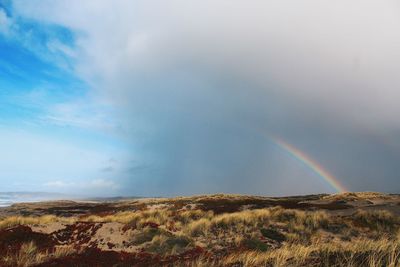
[46,39,76,58]
[44,179,119,191]
[86,179,119,190]
[12,0,400,132]
[40,100,118,134]
[0,9,11,35]
[43,180,72,188]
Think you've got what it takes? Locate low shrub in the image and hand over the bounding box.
[242,238,269,252]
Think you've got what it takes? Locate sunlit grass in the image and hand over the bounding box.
[0,215,75,230]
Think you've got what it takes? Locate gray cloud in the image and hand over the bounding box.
[100,166,114,173]
[13,0,400,195]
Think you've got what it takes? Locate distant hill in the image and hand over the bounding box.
[0,192,79,207]
[0,192,144,207]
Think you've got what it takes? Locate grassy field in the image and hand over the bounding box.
[0,192,399,266]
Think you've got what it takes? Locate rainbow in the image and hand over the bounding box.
[271,137,347,193]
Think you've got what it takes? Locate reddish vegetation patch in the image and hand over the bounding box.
[172,201,186,210]
[311,202,352,210]
[36,204,137,217]
[122,223,137,232]
[197,197,351,214]
[142,222,159,228]
[0,225,56,254]
[135,203,148,211]
[106,242,115,249]
[34,248,146,267]
[34,247,206,267]
[54,222,102,246]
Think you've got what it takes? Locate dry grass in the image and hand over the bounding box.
[1,242,77,267]
[0,215,74,230]
[84,209,175,229]
[222,237,400,267]
[148,233,192,255]
[184,218,212,237]
[352,210,399,231]
[322,192,394,201]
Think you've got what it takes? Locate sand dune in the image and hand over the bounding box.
[0,192,399,266]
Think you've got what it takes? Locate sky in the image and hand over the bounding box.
[1,0,400,197]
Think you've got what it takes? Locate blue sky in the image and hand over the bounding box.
[1,0,400,196]
[0,1,130,196]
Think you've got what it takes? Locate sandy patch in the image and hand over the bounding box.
[90,222,137,253]
[31,222,68,234]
